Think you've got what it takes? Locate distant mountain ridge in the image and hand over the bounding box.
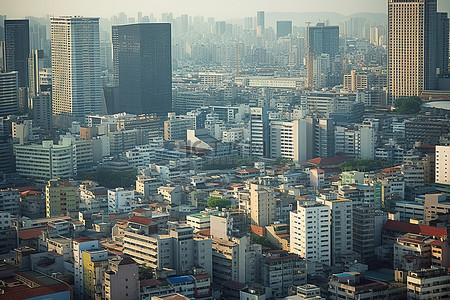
[227,12,387,27]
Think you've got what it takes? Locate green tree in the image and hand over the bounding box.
[252,236,276,249]
[139,266,153,280]
[207,196,231,209]
[339,159,392,172]
[394,96,423,114]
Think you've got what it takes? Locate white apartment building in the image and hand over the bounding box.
[290,200,331,266]
[51,16,103,127]
[73,238,100,300]
[436,145,450,185]
[125,145,156,168]
[269,119,313,162]
[317,194,353,265]
[235,76,304,89]
[123,226,212,276]
[14,138,76,182]
[108,188,136,213]
[250,184,276,227]
[164,113,195,141]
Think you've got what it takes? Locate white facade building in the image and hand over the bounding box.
[108,188,137,213]
[290,200,331,266]
[51,16,103,127]
[436,145,450,185]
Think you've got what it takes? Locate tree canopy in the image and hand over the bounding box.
[207,196,231,209]
[339,159,392,172]
[394,96,423,114]
[77,168,137,189]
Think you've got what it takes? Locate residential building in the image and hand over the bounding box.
[436,145,450,185]
[290,200,331,266]
[317,194,353,265]
[108,188,136,214]
[250,184,276,227]
[250,107,270,157]
[46,178,80,218]
[353,206,376,262]
[343,70,368,92]
[328,272,405,299]
[51,16,103,128]
[259,251,306,297]
[0,188,19,215]
[406,267,450,299]
[73,237,100,299]
[14,139,76,183]
[82,249,109,300]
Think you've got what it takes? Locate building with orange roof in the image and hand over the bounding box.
[0,268,73,300]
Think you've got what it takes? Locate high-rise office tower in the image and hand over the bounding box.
[256,11,265,36]
[51,17,103,128]
[307,23,340,58]
[0,71,19,117]
[113,23,172,116]
[28,49,43,100]
[388,0,449,102]
[276,21,292,39]
[250,107,270,157]
[4,19,29,88]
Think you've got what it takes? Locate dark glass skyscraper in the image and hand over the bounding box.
[113,23,172,115]
[4,19,29,87]
[276,21,292,39]
[307,23,340,57]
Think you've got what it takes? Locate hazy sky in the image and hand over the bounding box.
[3,0,450,19]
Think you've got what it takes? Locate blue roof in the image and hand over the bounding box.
[334,273,354,277]
[167,275,195,284]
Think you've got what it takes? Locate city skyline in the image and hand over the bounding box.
[2,0,450,19]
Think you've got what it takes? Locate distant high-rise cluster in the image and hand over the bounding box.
[388,0,449,102]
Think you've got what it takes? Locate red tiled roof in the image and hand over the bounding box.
[18,227,46,240]
[73,237,96,243]
[307,156,348,166]
[119,257,136,265]
[382,167,401,172]
[20,190,41,196]
[128,216,153,226]
[429,240,444,246]
[194,274,211,280]
[384,220,447,238]
[197,229,211,236]
[16,186,40,192]
[149,203,159,208]
[140,279,162,288]
[1,282,72,300]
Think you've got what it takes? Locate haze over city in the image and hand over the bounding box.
[3,0,449,18]
[1,0,450,299]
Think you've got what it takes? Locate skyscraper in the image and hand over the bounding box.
[307,23,340,58]
[388,0,449,102]
[4,19,29,88]
[0,71,19,117]
[51,17,103,128]
[256,11,265,36]
[276,21,292,39]
[113,23,172,116]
